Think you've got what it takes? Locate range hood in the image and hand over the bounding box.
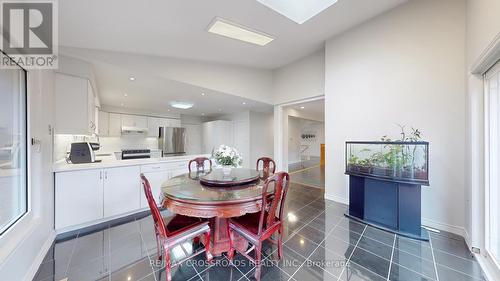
[121,126,148,134]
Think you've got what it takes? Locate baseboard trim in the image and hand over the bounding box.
[421,217,467,238]
[474,252,500,281]
[23,230,56,281]
[324,193,349,205]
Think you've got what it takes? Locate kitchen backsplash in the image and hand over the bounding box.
[54,134,158,161]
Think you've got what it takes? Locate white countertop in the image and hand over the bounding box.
[53,154,211,173]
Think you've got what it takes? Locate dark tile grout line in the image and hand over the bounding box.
[429,233,440,281]
[386,233,396,280]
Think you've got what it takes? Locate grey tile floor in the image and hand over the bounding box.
[289,165,325,188]
[33,183,487,281]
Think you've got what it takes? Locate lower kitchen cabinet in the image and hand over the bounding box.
[140,170,169,208]
[103,166,141,217]
[55,159,192,232]
[55,169,104,229]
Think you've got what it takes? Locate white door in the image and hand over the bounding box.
[103,166,141,217]
[55,169,104,229]
[485,61,500,268]
[140,170,169,208]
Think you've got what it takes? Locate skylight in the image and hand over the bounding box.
[256,0,339,24]
[207,17,274,46]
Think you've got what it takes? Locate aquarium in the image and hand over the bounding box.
[345,141,429,185]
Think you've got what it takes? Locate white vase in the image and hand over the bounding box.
[222,165,232,175]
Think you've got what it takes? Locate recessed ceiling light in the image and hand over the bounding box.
[124,93,128,97]
[207,17,274,46]
[256,0,338,24]
[201,93,205,96]
[242,102,246,105]
[300,106,305,109]
[169,101,194,109]
[129,76,135,81]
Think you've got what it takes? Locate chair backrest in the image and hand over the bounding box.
[257,172,290,235]
[140,174,168,237]
[188,157,212,173]
[256,157,276,174]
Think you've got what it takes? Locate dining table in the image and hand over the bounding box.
[160,168,271,256]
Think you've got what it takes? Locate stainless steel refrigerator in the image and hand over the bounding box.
[158,127,186,156]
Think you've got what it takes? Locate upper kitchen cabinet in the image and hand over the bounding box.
[147,116,181,137]
[98,111,122,137]
[121,114,148,129]
[55,73,97,135]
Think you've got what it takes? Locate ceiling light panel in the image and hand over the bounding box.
[207,17,274,46]
[256,0,338,24]
[170,101,193,109]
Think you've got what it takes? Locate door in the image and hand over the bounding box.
[55,169,104,229]
[485,61,500,268]
[103,166,141,217]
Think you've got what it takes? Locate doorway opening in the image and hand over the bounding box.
[278,98,325,189]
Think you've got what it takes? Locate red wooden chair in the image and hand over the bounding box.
[227,172,290,280]
[256,157,276,174]
[188,157,212,173]
[140,174,213,281]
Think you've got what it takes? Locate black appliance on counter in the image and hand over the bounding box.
[121,149,151,160]
[69,142,101,164]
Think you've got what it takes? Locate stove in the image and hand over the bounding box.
[121,149,151,160]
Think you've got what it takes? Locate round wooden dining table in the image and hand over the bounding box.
[160,168,270,256]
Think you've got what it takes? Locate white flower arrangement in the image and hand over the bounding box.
[212,145,243,167]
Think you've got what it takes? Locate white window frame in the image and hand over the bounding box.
[484,60,500,270]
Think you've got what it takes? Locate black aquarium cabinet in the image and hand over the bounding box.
[345,141,430,240]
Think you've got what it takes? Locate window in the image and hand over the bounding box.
[0,52,27,235]
[485,60,500,268]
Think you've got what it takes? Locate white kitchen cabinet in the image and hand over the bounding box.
[54,73,96,134]
[108,113,122,136]
[98,111,109,136]
[147,117,181,137]
[121,114,147,128]
[140,170,169,208]
[103,166,141,217]
[55,169,104,229]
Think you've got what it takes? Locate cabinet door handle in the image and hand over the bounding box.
[99,171,102,180]
[105,171,108,179]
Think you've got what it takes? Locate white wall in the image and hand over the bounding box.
[465,0,500,278]
[288,116,325,164]
[181,115,203,155]
[272,50,325,105]
[0,70,56,281]
[249,111,274,168]
[325,0,467,234]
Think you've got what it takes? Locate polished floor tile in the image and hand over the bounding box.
[32,183,488,281]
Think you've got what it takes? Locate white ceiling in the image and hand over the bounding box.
[90,61,272,117]
[59,0,407,69]
[289,99,325,121]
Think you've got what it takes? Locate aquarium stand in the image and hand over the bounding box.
[346,174,429,241]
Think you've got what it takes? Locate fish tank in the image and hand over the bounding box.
[345,141,429,185]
